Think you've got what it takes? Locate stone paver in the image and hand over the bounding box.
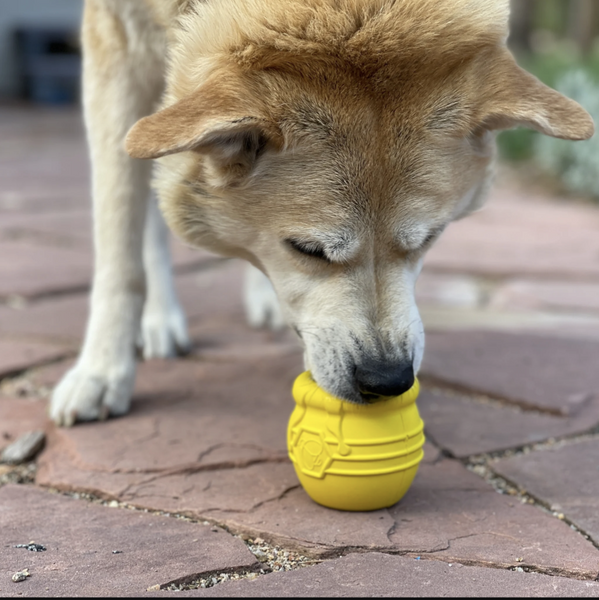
[0,209,93,248]
[0,108,89,213]
[35,355,300,502]
[421,330,599,416]
[0,395,49,454]
[191,552,599,598]
[0,296,89,344]
[419,305,599,342]
[0,209,215,272]
[424,185,599,280]
[0,339,72,379]
[418,388,599,458]
[0,485,259,597]
[489,279,599,315]
[202,455,599,578]
[493,438,599,544]
[0,259,284,348]
[0,242,92,299]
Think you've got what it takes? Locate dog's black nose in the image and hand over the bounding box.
[356,362,414,401]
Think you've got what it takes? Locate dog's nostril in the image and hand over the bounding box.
[356,363,414,400]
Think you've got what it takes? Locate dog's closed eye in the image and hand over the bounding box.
[420,230,440,248]
[413,227,445,253]
[285,238,330,261]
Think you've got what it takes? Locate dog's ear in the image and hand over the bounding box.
[478,56,595,140]
[477,54,594,140]
[125,78,283,186]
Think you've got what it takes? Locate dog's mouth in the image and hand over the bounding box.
[358,390,390,404]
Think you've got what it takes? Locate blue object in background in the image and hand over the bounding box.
[14,26,81,104]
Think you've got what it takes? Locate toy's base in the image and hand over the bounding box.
[294,461,421,512]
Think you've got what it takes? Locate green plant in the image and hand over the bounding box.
[534,68,599,200]
[497,46,599,163]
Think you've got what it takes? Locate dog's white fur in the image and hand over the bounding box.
[50,0,593,425]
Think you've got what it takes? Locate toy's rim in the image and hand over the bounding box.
[292,371,419,412]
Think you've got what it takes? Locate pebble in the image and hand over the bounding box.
[12,568,30,583]
[1,431,45,464]
[15,542,46,552]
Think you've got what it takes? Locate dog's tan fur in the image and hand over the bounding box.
[50,0,593,423]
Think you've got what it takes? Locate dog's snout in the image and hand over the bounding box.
[356,362,414,401]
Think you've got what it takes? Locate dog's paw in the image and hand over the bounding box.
[49,359,136,427]
[243,264,286,330]
[140,298,190,359]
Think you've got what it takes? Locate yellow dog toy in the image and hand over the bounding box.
[287,371,425,511]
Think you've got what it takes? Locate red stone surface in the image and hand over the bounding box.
[203,457,599,578]
[424,186,599,279]
[0,339,71,379]
[35,359,599,578]
[490,279,599,315]
[36,356,300,500]
[0,297,88,344]
[191,552,599,598]
[0,395,50,456]
[422,330,599,416]
[0,485,259,596]
[0,242,92,298]
[416,272,483,308]
[418,388,599,458]
[493,438,599,544]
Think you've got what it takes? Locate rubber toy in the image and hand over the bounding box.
[287,371,425,511]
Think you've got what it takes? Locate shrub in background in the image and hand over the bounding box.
[534,69,599,200]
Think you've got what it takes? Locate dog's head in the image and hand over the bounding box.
[127,0,593,402]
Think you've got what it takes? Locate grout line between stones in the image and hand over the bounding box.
[0,256,227,306]
[0,352,77,387]
[419,378,564,416]
[445,435,599,554]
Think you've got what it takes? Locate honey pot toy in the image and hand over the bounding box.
[287,371,425,512]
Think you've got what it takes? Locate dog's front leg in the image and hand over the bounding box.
[50,1,165,425]
[139,192,190,359]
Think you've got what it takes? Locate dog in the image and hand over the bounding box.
[49,0,593,425]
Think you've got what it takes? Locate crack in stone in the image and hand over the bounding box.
[0,350,76,382]
[198,484,302,516]
[196,443,281,464]
[248,484,302,512]
[427,532,484,553]
[112,455,292,501]
[65,452,289,478]
[385,513,397,544]
[128,418,161,447]
[419,377,567,417]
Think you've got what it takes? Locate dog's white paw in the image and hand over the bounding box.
[244,264,286,330]
[49,358,136,427]
[140,298,190,359]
